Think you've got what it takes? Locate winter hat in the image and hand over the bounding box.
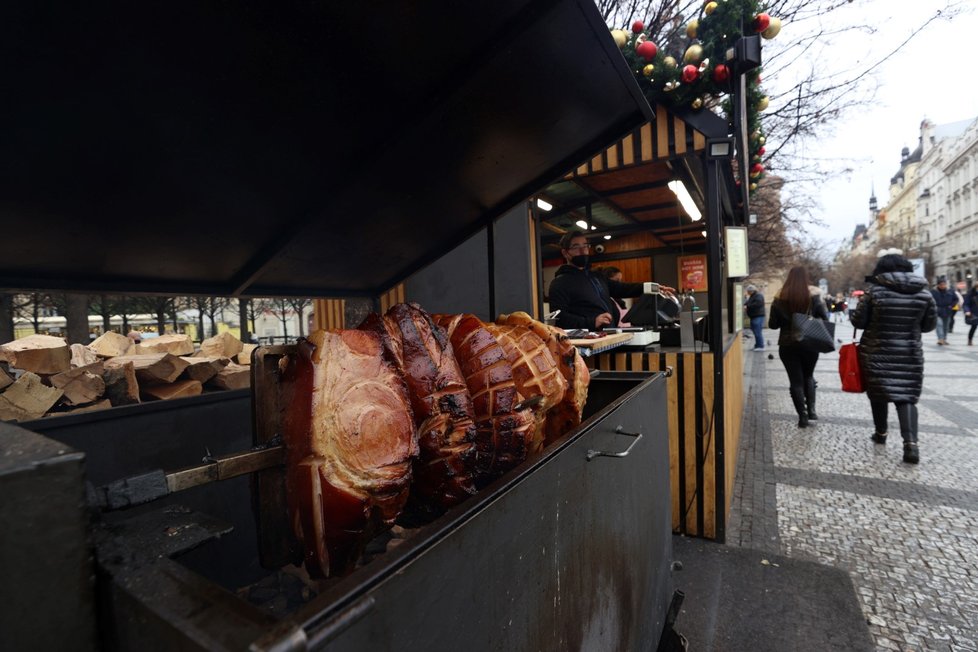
[745,284,757,293]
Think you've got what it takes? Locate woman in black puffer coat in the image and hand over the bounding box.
[850,254,936,464]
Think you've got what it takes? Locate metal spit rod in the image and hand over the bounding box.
[89,444,285,511]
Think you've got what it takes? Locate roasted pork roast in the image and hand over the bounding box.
[282,329,417,578]
[361,304,480,511]
[434,313,536,482]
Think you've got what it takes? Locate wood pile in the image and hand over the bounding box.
[0,331,256,422]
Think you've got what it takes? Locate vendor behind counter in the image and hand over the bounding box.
[548,230,674,331]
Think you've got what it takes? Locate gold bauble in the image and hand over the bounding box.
[757,96,770,111]
[686,20,698,39]
[663,56,678,69]
[642,64,655,77]
[691,97,704,110]
[761,17,782,39]
[750,182,758,191]
[611,29,629,48]
[683,44,704,64]
[704,2,718,15]
[758,136,766,145]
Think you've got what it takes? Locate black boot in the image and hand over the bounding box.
[804,377,818,420]
[896,403,919,464]
[790,386,808,428]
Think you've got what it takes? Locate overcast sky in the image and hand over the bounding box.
[766,0,978,253]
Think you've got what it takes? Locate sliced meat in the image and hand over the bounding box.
[282,329,416,578]
[484,322,567,452]
[361,304,479,510]
[497,311,590,443]
[434,313,535,482]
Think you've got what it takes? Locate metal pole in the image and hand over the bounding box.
[705,153,727,543]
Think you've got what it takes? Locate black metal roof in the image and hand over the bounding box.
[0,1,652,298]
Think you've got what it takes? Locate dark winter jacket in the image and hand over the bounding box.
[930,287,958,318]
[850,271,937,404]
[768,292,830,347]
[548,264,644,330]
[965,289,978,322]
[744,292,766,319]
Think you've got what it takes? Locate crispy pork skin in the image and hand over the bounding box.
[282,329,416,578]
[484,323,567,453]
[497,311,590,443]
[434,314,535,482]
[361,304,479,510]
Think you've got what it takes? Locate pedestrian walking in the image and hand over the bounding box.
[850,253,936,464]
[831,293,847,324]
[965,284,978,345]
[768,266,830,428]
[744,284,766,351]
[930,276,957,345]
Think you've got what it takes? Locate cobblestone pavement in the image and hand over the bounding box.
[732,325,978,651]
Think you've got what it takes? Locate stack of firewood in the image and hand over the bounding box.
[0,331,258,422]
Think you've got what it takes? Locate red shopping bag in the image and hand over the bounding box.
[839,341,863,393]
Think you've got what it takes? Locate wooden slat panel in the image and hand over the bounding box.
[606,142,619,169]
[701,353,716,539]
[682,352,699,535]
[591,153,604,173]
[674,118,687,155]
[577,162,589,176]
[622,134,635,166]
[665,352,680,531]
[724,336,744,528]
[527,212,540,319]
[655,107,669,160]
[693,129,706,152]
[640,123,653,162]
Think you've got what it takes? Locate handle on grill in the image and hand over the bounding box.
[586,425,643,461]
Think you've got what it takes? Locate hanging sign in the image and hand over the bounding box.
[725,226,749,278]
[678,254,708,292]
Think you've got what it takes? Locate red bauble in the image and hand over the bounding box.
[681,64,699,83]
[636,41,658,61]
[712,64,730,83]
[753,13,771,33]
[758,147,766,156]
[632,20,645,33]
[750,162,764,175]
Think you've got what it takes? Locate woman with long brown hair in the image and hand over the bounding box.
[768,266,830,428]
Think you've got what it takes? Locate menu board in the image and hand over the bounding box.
[677,254,708,292]
[725,227,749,278]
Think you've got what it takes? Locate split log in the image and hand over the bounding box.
[50,363,106,406]
[70,343,99,368]
[105,353,189,385]
[90,332,136,358]
[236,343,258,366]
[141,379,202,401]
[0,372,64,422]
[0,367,12,392]
[197,332,244,359]
[103,362,140,407]
[180,356,229,384]
[208,362,251,391]
[0,334,71,375]
[135,333,195,357]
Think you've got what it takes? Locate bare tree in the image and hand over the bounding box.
[0,293,14,343]
[63,293,90,344]
[286,298,313,337]
[596,0,964,239]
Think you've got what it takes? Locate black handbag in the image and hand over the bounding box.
[790,311,836,353]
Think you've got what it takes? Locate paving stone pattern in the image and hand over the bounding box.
[733,326,978,650]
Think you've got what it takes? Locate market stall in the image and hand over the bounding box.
[0,2,678,650]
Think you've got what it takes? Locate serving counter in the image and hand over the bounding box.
[590,334,744,539]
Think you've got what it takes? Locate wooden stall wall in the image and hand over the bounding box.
[723,335,744,527]
[594,339,742,540]
[312,299,345,330]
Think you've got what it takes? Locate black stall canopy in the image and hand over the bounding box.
[0,1,652,298]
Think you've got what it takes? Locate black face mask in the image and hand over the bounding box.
[570,254,590,268]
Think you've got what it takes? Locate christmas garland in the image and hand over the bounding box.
[611,0,781,193]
